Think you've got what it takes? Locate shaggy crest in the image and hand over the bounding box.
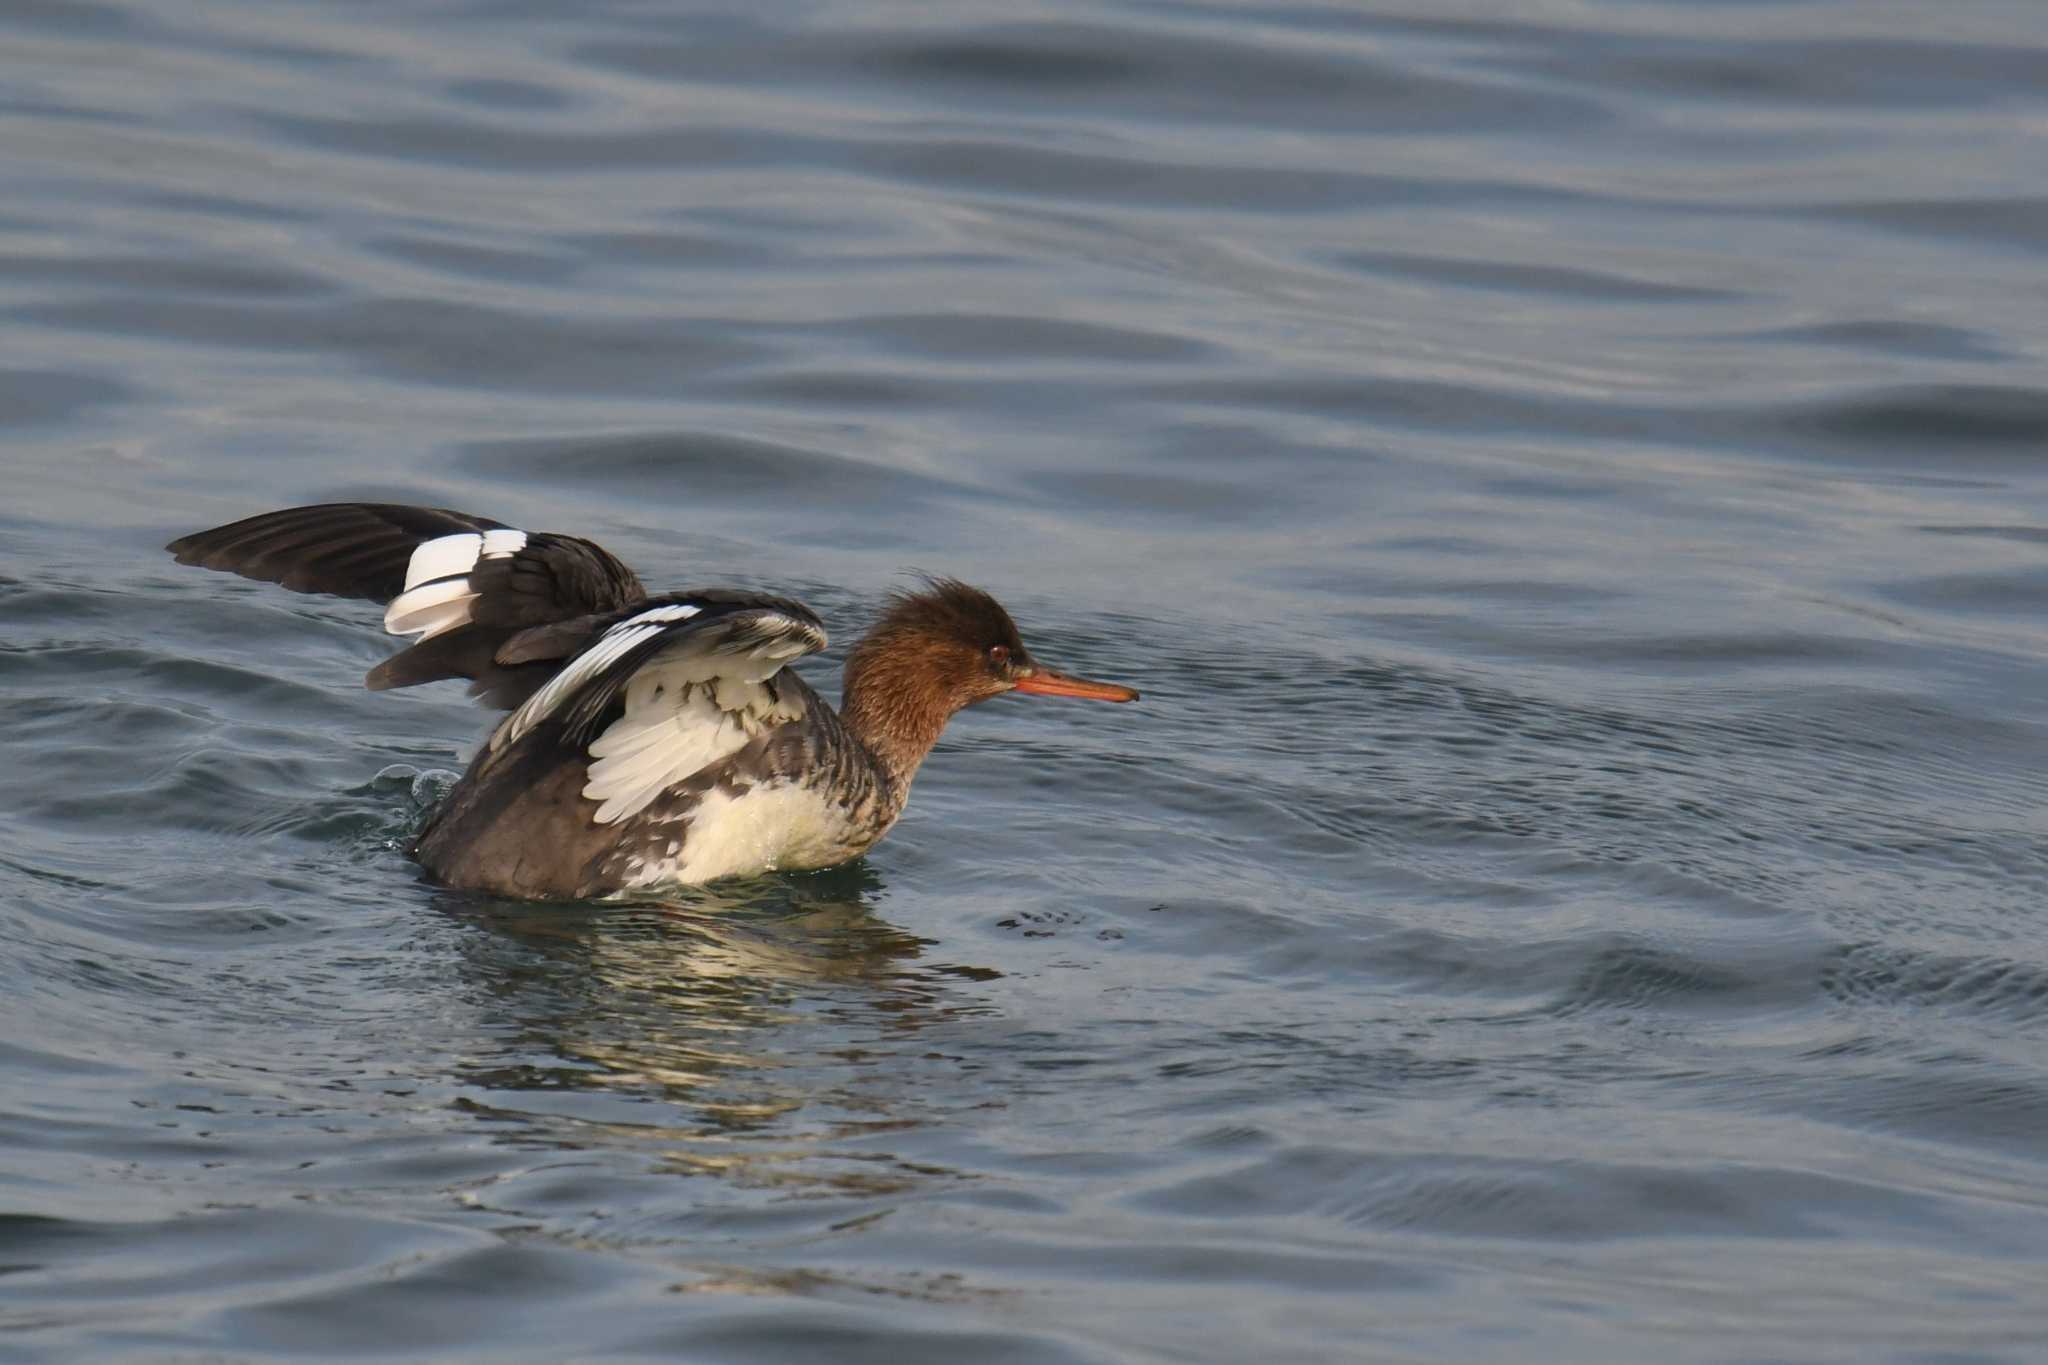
[866,576,1030,660]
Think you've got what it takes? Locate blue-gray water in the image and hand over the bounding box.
[5,1,2048,1360]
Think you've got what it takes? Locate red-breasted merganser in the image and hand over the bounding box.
[168,503,1138,899]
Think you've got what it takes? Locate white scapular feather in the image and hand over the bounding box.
[384,529,528,640]
[383,577,479,637]
[495,605,703,749]
[628,604,704,626]
[584,674,753,824]
[404,534,479,591]
[493,603,826,822]
[580,637,815,824]
[389,595,479,641]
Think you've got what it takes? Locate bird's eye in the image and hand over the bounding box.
[989,644,1010,665]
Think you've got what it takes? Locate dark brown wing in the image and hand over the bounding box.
[167,503,512,604]
[168,503,649,708]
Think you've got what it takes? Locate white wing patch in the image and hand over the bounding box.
[383,576,477,638]
[579,612,817,824]
[382,529,528,640]
[496,603,702,750]
[485,603,824,825]
[479,528,527,559]
[582,666,762,824]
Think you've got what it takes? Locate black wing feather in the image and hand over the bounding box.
[167,503,510,604]
[169,502,651,710]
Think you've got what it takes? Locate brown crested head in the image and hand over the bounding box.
[847,577,1035,714]
[841,576,1139,782]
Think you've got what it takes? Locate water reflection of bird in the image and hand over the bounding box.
[435,871,994,1200]
[169,503,1138,899]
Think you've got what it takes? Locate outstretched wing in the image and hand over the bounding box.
[168,503,648,707]
[169,503,514,604]
[492,593,829,825]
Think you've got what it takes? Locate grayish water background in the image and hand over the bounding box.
[5,1,2048,1359]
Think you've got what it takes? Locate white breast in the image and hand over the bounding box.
[615,781,876,890]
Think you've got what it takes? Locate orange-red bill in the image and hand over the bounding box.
[1011,667,1140,702]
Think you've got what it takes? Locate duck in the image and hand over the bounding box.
[167,503,1138,899]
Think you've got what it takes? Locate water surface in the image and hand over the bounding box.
[5,1,2048,1360]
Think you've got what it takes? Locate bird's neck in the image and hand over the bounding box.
[839,644,955,793]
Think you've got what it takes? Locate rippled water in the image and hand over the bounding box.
[6,1,2048,1360]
